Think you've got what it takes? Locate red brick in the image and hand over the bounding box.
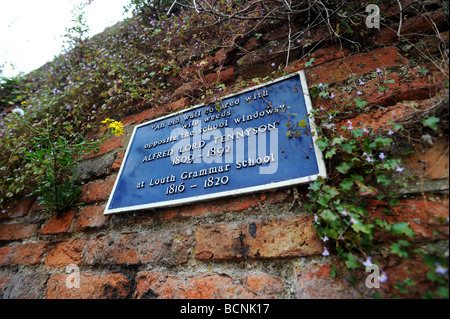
[369,197,449,240]
[79,175,116,205]
[374,11,447,45]
[195,216,322,260]
[214,46,238,66]
[0,242,48,266]
[380,255,439,298]
[45,239,87,268]
[290,46,350,72]
[75,205,108,231]
[307,47,407,86]
[46,273,130,299]
[294,259,361,299]
[39,210,75,235]
[85,134,123,159]
[202,67,236,86]
[317,68,446,116]
[112,150,125,170]
[334,95,442,133]
[166,97,191,112]
[404,138,449,180]
[0,197,34,220]
[161,190,290,221]
[121,106,169,125]
[0,222,39,241]
[246,274,284,296]
[134,272,270,299]
[82,230,193,266]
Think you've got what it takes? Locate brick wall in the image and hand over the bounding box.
[0,5,448,299]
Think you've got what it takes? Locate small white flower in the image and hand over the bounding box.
[435,263,448,275]
[11,108,24,117]
[362,257,373,267]
[378,271,388,283]
[322,236,329,242]
[322,247,330,256]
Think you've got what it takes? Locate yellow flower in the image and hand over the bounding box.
[102,118,124,136]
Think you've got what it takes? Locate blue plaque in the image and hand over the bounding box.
[104,71,326,214]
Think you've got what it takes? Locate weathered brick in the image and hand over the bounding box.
[46,273,130,299]
[404,138,449,180]
[335,94,443,133]
[161,190,290,221]
[0,275,12,298]
[39,210,75,235]
[79,175,116,205]
[112,150,125,170]
[373,11,448,45]
[82,229,193,266]
[246,274,284,296]
[0,197,34,220]
[84,134,123,160]
[45,239,87,268]
[379,254,440,298]
[317,68,446,116]
[134,271,280,299]
[3,274,49,299]
[290,46,350,73]
[121,106,169,126]
[369,197,449,240]
[75,205,108,231]
[195,216,322,260]
[167,97,191,112]
[294,258,361,299]
[0,222,39,241]
[0,242,48,266]
[306,47,407,86]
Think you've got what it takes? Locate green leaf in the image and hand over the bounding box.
[376,174,391,186]
[346,253,362,269]
[298,119,308,129]
[352,220,373,234]
[422,116,440,130]
[336,162,351,174]
[316,138,328,151]
[390,240,411,258]
[354,97,367,109]
[340,178,354,191]
[325,148,336,159]
[391,222,415,237]
[341,142,355,153]
[320,209,338,222]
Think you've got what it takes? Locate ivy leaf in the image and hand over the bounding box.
[325,148,336,159]
[336,162,351,174]
[352,221,373,234]
[354,97,367,109]
[316,138,328,151]
[346,253,362,269]
[376,174,391,186]
[390,240,411,258]
[298,119,308,129]
[340,178,354,191]
[422,116,440,130]
[391,222,415,237]
[320,209,338,222]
